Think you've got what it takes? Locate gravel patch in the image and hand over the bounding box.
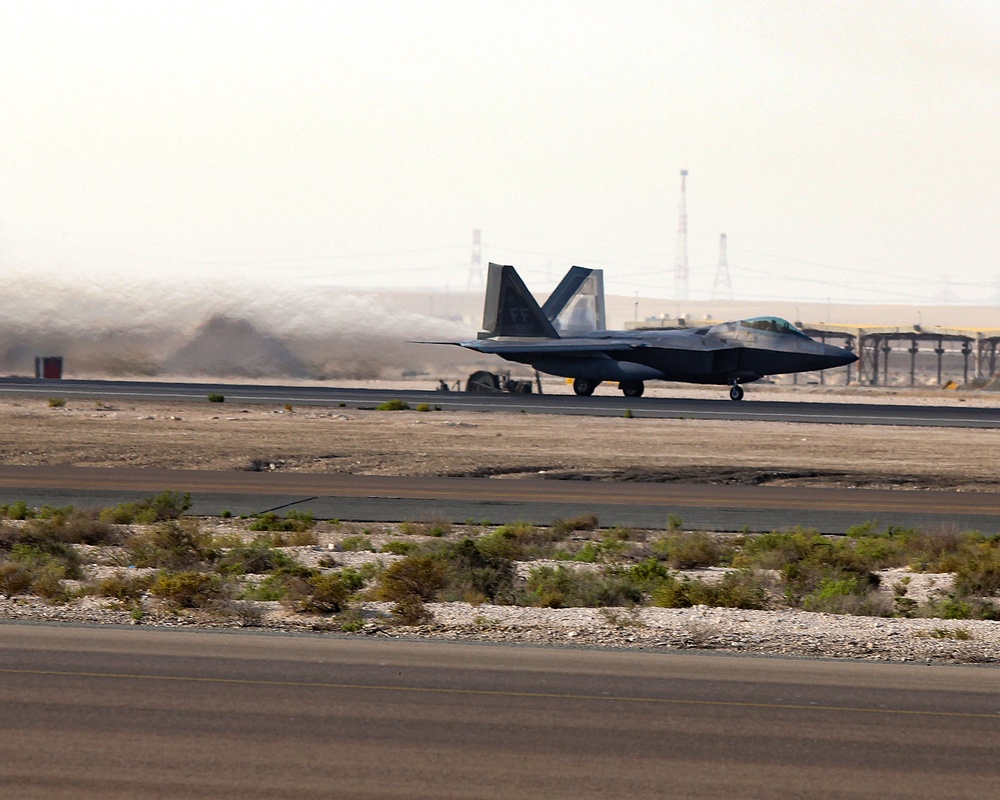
[3,594,997,665]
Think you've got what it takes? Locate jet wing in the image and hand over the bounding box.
[461,336,648,355]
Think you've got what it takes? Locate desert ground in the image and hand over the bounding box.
[3,383,1000,663]
[0,383,999,492]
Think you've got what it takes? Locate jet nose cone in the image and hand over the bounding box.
[822,343,858,367]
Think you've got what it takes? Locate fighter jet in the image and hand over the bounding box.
[446,263,857,400]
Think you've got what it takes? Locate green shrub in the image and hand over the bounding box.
[923,594,1000,621]
[596,532,630,562]
[651,570,768,610]
[265,565,367,610]
[918,627,973,640]
[377,553,442,623]
[0,500,34,520]
[243,566,315,602]
[552,513,600,536]
[399,520,452,537]
[950,538,1000,596]
[415,403,431,412]
[734,528,830,571]
[47,397,66,408]
[476,528,526,562]
[572,542,600,563]
[900,529,967,572]
[125,521,215,570]
[209,599,264,627]
[100,491,192,525]
[92,572,154,601]
[653,531,728,569]
[382,540,417,556]
[338,608,367,631]
[781,559,879,609]
[28,511,121,546]
[475,522,572,563]
[439,538,516,604]
[844,520,881,537]
[8,542,81,579]
[151,571,227,609]
[627,557,673,591]
[378,555,447,603]
[376,399,410,411]
[296,573,352,614]
[522,565,639,609]
[2,527,82,579]
[337,566,367,594]
[248,510,315,533]
[710,570,770,609]
[340,535,376,552]
[0,561,33,596]
[207,393,225,403]
[30,562,69,601]
[590,569,645,607]
[799,572,888,615]
[391,594,432,624]
[216,537,299,575]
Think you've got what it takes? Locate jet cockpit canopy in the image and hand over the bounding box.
[739,317,809,338]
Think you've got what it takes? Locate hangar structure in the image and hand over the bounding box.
[627,318,1000,388]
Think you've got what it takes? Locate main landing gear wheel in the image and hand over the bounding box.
[620,381,644,398]
[729,383,744,402]
[572,378,600,396]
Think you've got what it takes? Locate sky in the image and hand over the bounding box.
[1,0,999,307]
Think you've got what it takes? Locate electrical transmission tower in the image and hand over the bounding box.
[467,229,483,289]
[711,233,733,301]
[673,170,689,301]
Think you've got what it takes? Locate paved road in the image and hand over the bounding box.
[1,624,997,799]
[1,465,998,533]
[2,376,999,427]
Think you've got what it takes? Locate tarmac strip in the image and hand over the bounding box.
[1,465,997,533]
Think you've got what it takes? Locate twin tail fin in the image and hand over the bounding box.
[481,263,559,339]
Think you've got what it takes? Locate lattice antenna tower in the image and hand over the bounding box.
[467,229,484,288]
[673,170,689,301]
[711,233,733,301]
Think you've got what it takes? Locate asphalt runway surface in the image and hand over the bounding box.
[2,465,1000,533]
[2,376,1000,428]
[1,624,997,799]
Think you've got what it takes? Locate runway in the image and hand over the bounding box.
[2,376,999,427]
[1,624,997,799]
[2,465,998,533]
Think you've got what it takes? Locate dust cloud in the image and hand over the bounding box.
[0,272,488,381]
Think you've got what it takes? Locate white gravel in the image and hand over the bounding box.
[3,592,998,665]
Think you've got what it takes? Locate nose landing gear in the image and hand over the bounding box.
[729,382,744,402]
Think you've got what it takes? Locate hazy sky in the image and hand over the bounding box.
[1,0,998,306]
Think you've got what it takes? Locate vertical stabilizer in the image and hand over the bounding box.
[543,266,606,334]
[481,263,560,338]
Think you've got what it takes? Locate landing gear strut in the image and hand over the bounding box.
[619,381,644,398]
[573,378,600,396]
[728,382,744,402]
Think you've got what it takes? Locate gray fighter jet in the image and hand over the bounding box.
[447,263,857,400]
